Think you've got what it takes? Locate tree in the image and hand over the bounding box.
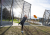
[3,8,11,21]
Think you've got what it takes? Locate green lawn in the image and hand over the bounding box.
[2,19,9,21]
[10,19,18,21]
[30,23,41,25]
[34,26,50,34]
[1,19,20,23]
[0,26,50,35]
[14,21,20,23]
[10,19,20,23]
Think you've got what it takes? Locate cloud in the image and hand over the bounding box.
[39,3,50,9]
[13,7,22,17]
[24,0,35,4]
[2,0,50,18]
[24,0,45,18]
[25,0,50,18]
[31,5,45,17]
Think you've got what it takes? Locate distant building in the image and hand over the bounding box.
[47,19,50,22]
[39,18,45,22]
[39,18,50,26]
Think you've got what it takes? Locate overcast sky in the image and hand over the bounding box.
[24,0,50,18]
[1,0,50,19]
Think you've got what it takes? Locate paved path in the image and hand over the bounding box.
[0,22,30,27]
[0,22,20,27]
[0,22,44,27]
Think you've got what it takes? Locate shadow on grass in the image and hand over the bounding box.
[24,26,33,35]
[33,26,50,35]
[0,26,11,35]
[24,26,50,35]
[0,27,4,29]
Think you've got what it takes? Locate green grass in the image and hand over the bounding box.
[12,19,20,23]
[0,26,50,35]
[1,19,18,21]
[0,26,22,35]
[14,21,20,23]
[1,19,20,23]
[30,23,40,25]
[34,26,50,34]
[2,19,9,21]
[10,19,18,21]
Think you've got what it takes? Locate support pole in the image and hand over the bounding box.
[45,11,46,25]
[23,1,25,18]
[21,1,25,20]
[1,0,2,26]
[21,14,22,21]
[30,4,31,21]
[42,11,45,25]
[10,2,12,21]
[27,13,29,22]
[21,1,25,21]
[12,0,13,24]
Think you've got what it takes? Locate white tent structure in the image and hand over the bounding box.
[42,10,50,25]
[0,0,31,26]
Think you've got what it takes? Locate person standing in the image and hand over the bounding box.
[19,15,27,33]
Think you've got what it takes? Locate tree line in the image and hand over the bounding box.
[0,8,14,21]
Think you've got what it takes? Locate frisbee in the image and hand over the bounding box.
[33,15,37,18]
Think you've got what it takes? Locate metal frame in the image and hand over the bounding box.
[12,0,13,24]
[0,0,31,26]
[1,0,2,26]
[43,10,50,25]
[0,0,13,26]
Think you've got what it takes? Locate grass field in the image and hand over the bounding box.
[0,26,50,35]
[30,23,40,25]
[0,19,20,23]
[12,19,20,23]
